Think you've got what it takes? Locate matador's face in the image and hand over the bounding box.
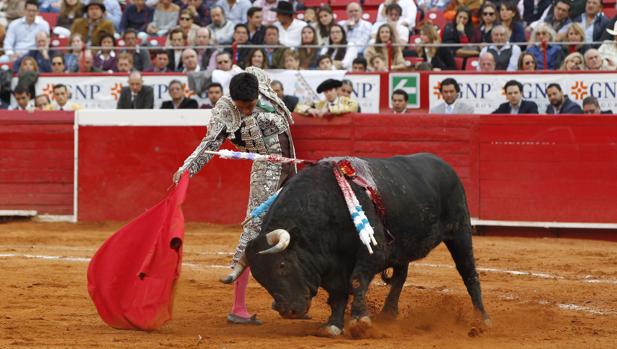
[233,99,258,116]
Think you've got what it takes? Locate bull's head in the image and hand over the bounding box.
[246,229,318,319]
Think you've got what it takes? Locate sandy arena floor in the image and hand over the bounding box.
[1,221,617,348]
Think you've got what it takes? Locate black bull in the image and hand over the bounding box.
[246,153,490,337]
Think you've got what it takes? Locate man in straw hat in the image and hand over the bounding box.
[70,0,115,46]
[273,1,306,47]
[295,78,360,117]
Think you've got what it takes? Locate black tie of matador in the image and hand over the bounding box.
[131,94,136,109]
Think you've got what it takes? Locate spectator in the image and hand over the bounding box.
[10,84,34,110]
[245,48,268,69]
[376,0,417,30]
[430,78,474,114]
[478,51,496,71]
[320,24,357,70]
[528,0,571,41]
[212,51,243,93]
[492,79,539,114]
[519,0,552,26]
[3,0,27,24]
[147,0,180,37]
[339,2,372,54]
[499,1,526,44]
[314,4,335,44]
[120,0,154,34]
[82,0,122,32]
[3,0,50,61]
[478,2,498,43]
[50,54,66,73]
[93,32,117,72]
[560,51,584,70]
[207,5,234,44]
[34,93,50,110]
[117,71,154,109]
[45,83,80,110]
[146,50,171,72]
[584,47,615,69]
[116,52,134,73]
[161,79,198,109]
[38,0,60,14]
[371,3,409,45]
[559,23,590,57]
[17,56,38,97]
[282,48,300,70]
[173,9,201,46]
[479,25,521,71]
[273,1,306,47]
[369,55,388,71]
[364,23,407,71]
[14,31,54,73]
[229,23,251,68]
[56,0,83,30]
[216,0,251,25]
[271,79,299,112]
[70,0,114,46]
[582,96,612,114]
[201,82,223,109]
[442,6,481,57]
[317,54,334,70]
[167,28,187,72]
[545,83,582,114]
[182,48,201,72]
[253,0,277,26]
[416,0,449,11]
[295,78,359,117]
[298,25,319,69]
[527,23,563,70]
[246,7,265,44]
[194,27,217,71]
[262,25,285,68]
[339,79,354,98]
[351,57,367,71]
[121,29,152,72]
[182,0,210,27]
[599,23,617,66]
[78,49,104,72]
[572,0,609,44]
[416,24,456,70]
[391,89,408,114]
[64,33,84,73]
[302,7,317,25]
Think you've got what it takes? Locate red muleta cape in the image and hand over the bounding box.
[87,172,189,330]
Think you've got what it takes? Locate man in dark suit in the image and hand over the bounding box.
[492,80,539,114]
[167,28,186,72]
[545,83,583,114]
[246,7,265,44]
[160,80,198,109]
[117,71,154,109]
[270,80,298,113]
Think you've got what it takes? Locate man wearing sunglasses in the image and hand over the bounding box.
[173,68,296,325]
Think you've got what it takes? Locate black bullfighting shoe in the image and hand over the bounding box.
[227,313,262,325]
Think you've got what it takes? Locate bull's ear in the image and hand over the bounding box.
[259,229,291,254]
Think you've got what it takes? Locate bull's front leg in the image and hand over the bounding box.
[316,291,348,337]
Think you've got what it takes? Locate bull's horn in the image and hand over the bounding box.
[259,229,291,254]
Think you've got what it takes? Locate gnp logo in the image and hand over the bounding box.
[111,83,123,100]
[570,81,588,100]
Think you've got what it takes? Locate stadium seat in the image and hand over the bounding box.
[148,36,167,47]
[404,56,425,65]
[363,0,383,6]
[362,8,378,22]
[51,36,69,49]
[604,7,617,18]
[425,9,446,29]
[333,9,347,20]
[1,61,14,71]
[330,0,348,9]
[455,57,464,70]
[465,57,479,70]
[302,0,328,8]
[40,12,58,27]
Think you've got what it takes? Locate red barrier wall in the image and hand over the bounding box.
[77,113,617,225]
[0,112,74,215]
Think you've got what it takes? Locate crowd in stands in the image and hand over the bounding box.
[1,0,617,113]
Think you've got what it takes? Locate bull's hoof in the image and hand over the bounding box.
[316,325,343,338]
[469,314,492,337]
[219,275,235,284]
[348,316,372,339]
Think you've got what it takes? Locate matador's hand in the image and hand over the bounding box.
[172,169,186,185]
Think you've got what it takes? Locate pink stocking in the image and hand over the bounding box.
[230,267,251,318]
